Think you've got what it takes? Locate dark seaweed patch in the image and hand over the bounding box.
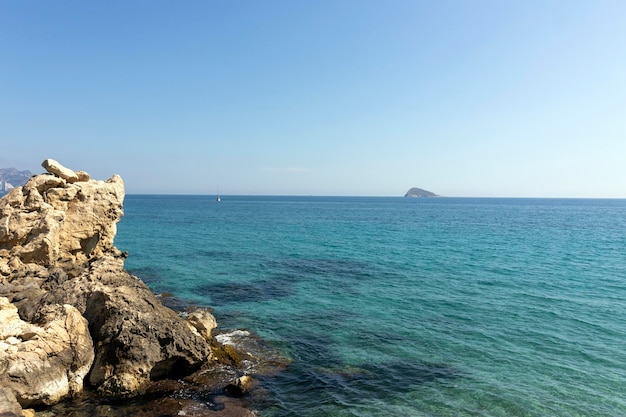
[271,323,462,390]
[308,360,461,393]
[274,257,375,281]
[196,256,373,305]
[257,356,464,415]
[197,256,376,306]
[200,250,250,261]
[356,360,463,388]
[198,278,295,305]
[265,257,376,297]
[255,323,463,413]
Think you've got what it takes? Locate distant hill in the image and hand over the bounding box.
[0,167,34,194]
[404,187,438,197]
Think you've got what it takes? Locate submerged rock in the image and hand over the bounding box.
[0,160,223,414]
[225,375,257,397]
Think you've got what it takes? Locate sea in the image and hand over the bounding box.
[115,195,626,417]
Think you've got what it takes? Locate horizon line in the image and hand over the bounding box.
[122,193,626,200]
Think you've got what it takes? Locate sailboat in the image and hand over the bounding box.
[216,187,221,202]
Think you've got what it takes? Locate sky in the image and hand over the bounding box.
[1,1,625,197]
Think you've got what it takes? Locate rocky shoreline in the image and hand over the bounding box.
[0,160,284,417]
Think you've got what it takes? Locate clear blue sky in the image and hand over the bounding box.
[1,1,625,197]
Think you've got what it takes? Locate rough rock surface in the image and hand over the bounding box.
[0,161,217,414]
[0,167,123,268]
[0,386,24,417]
[0,297,94,407]
[37,255,212,396]
[187,308,219,340]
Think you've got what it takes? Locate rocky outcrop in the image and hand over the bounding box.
[35,256,212,396]
[0,159,123,268]
[0,161,218,414]
[404,187,438,197]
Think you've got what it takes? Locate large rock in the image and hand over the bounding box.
[0,297,94,407]
[41,158,85,183]
[0,161,217,410]
[186,308,218,340]
[38,255,212,396]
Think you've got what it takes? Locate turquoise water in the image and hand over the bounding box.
[116,196,626,417]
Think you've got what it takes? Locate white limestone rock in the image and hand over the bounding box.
[0,163,125,269]
[186,308,218,341]
[0,297,95,407]
[41,158,80,183]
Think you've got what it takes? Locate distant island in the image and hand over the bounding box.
[0,167,34,195]
[404,187,438,197]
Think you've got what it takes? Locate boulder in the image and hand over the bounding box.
[0,297,94,407]
[225,375,256,396]
[186,308,218,341]
[41,158,80,183]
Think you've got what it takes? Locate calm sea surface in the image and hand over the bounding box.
[115,196,626,417]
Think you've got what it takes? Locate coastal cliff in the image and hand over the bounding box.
[0,160,261,416]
